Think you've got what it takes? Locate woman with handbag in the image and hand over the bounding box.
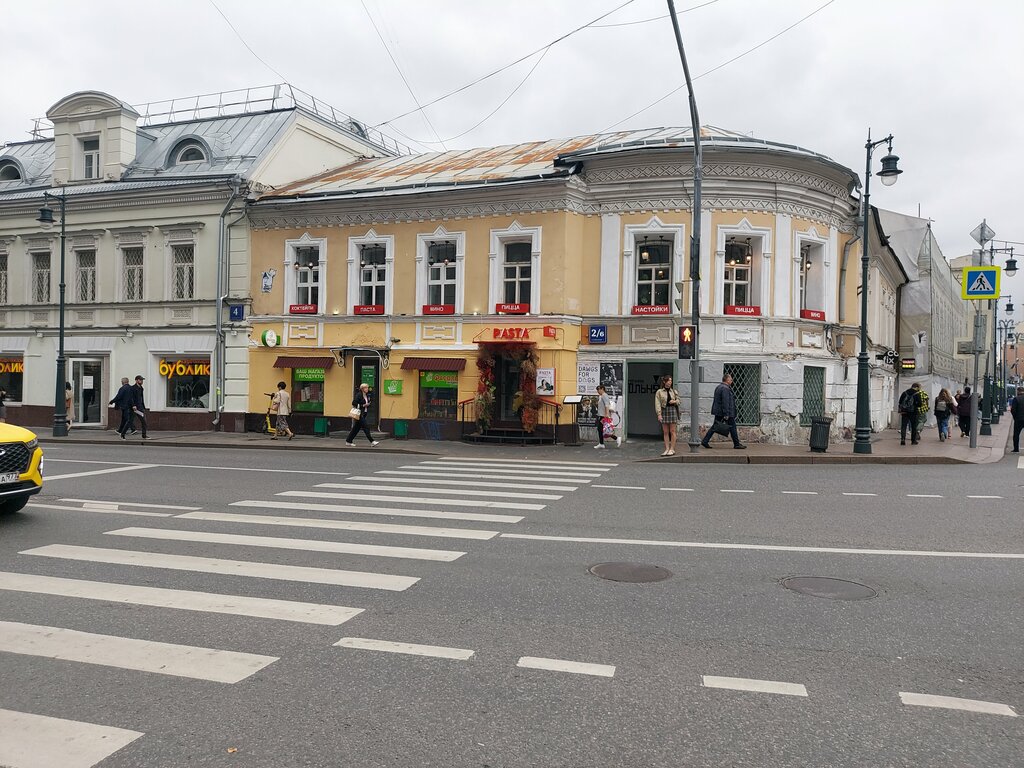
[345,382,379,447]
[594,384,621,449]
[654,374,680,456]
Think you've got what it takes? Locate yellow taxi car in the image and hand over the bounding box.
[0,423,43,514]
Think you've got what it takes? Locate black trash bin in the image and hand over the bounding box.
[808,416,832,453]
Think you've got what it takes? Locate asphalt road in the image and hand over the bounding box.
[0,442,1021,767]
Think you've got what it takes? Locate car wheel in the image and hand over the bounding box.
[0,497,28,515]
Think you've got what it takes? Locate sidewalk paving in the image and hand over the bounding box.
[33,417,1013,465]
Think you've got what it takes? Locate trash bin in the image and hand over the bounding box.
[313,417,329,437]
[394,419,408,439]
[808,416,832,452]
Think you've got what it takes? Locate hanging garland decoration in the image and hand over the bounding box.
[475,343,542,433]
[474,349,496,432]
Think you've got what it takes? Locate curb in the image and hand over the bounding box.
[38,437,439,456]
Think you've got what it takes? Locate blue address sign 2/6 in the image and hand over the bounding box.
[589,324,608,344]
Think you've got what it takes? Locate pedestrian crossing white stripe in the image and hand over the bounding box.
[44,464,157,481]
[401,464,600,479]
[231,499,522,524]
[106,527,464,562]
[0,620,277,684]
[967,495,1003,499]
[899,692,1017,717]
[516,656,615,677]
[61,498,202,511]
[28,502,173,518]
[279,490,545,512]
[702,675,808,697]
[181,510,499,540]
[0,708,144,768]
[379,469,593,484]
[21,545,419,591]
[351,475,579,492]
[314,482,562,500]
[0,571,363,626]
[442,457,618,468]
[417,460,606,475]
[1018,456,1023,470]
[334,637,475,660]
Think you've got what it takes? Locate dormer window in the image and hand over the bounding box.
[0,161,21,181]
[82,137,100,179]
[175,143,206,164]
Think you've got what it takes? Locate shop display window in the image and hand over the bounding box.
[418,371,458,420]
[160,357,211,408]
[0,358,24,402]
[292,368,325,413]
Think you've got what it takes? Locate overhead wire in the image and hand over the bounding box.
[599,0,839,133]
[589,0,719,27]
[208,0,290,83]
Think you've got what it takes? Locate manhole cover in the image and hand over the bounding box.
[781,576,877,601]
[589,562,672,583]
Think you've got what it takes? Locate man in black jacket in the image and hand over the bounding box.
[701,373,746,449]
[1011,386,1024,453]
[130,375,149,439]
[110,377,135,438]
[898,383,922,445]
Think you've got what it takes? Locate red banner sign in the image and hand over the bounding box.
[495,303,529,314]
[492,327,531,340]
[543,325,557,338]
[800,309,825,321]
[724,305,761,316]
[631,304,671,315]
[354,304,385,315]
[288,304,317,314]
[423,304,455,315]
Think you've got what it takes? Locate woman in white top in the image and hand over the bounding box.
[271,380,294,440]
[594,384,621,449]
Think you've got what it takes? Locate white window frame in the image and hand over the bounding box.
[80,135,101,180]
[171,244,195,300]
[793,228,829,318]
[488,222,542,313]
[175,144,206,164]
[714,219,773,315]
[622,218,685,314]
[283,233,328,315]
[723,260,751,307]
[74,248,97,303]
[121,246,145,302]
[358,245,388,307]
[31,251,51,304]
[415,226,466,314]
[0,253,8,305]
[347,230,394,314]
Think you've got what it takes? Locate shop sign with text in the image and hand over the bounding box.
[422,304,455,315]
[724,305,761,316]
[492,327,532,340]
[800,309,825,321]
[631,304,671,315]
[292,367,325,382]
[0,359,24,374]
[289,304,317,314]
[495,302,529,314]
[354,304,385,315]
[159,359,211,378]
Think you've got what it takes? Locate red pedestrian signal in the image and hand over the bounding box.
[678,325,696,359]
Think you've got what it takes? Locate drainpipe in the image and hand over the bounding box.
[838,232,859,324]
[213,177,243,428]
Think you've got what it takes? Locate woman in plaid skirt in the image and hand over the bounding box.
[654,374,680,456]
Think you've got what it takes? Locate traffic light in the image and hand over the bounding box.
[678,325,696,360]
[674,281,685,310]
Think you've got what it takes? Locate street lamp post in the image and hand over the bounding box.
[998,311,1015,413]
[981,245,1016,433]
[36,190,69,438]
[854,131,902,455]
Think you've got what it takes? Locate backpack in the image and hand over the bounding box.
[935,399,947,413]
[898,391,916,414]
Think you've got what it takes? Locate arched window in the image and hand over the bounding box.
[0,162,22,181]
[174,143,206,164]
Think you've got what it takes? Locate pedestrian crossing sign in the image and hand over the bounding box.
[961,266,1000,300]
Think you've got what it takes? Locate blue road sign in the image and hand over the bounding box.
[588,324,607,344]
[961,266,1000,300]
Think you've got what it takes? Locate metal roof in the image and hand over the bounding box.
[265,126,852,200]
[0,177,235,203]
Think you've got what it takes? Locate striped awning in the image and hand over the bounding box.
[273,356,335,370]
[400,357,466,372]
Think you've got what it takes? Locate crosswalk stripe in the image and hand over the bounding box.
[516,656,615,678]
[279,490,545,512]
[45,464,157,481]
[313,482,562,500]
[61,498,202,511]
[1018,456,1023,470]
[0,708,144,768]
[28,502,173,518]
[442,457,618,468]
[351,475,578,492]
[334,637,475,660]
[0,620,277,683]
[378,469,593,484]
[21,545,419,591]
[230,499,522,524]
[702,675,808,697]
[899,692,1017,717]
[106,527,464,562]
[181,510,499,540]
[0,571,363,625]
[413,462,603,477]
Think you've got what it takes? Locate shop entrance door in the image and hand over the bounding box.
[353,358,380,427]
[496,355,521,424]
[626,361,674,437]
[70,358,104,426]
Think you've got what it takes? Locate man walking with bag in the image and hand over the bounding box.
[130,375,149,440]
[700,373,746,450]
[898,382,922,445]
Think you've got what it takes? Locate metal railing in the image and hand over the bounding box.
[459,397,561,445]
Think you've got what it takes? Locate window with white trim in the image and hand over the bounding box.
[32,253,51,303]
[82,137,100,180]
[797,240,825,314]
[175,144,206,163]
[0,254,7,304]
[427,241,457,306]
[635,237,672,307]
[723,238,752,307]
[122,247,144,302]
[75,250,96,302]
[360,244,387,306]
[294,246,320,306]
[502,242,532,304]
[172,244,194,300]
[0,162,21,181]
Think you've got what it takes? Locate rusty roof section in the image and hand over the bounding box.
[263,125,851,201]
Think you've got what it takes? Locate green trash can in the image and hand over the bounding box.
[394,419,408,439]
[313,417,329,437]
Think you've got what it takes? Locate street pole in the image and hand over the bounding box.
[970,309,982,448]
[666,0,703,453]
[39,191,69,437]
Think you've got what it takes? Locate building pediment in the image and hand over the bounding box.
[46,91,139,121]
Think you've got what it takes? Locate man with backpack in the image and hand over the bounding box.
[898,382,922,446]
[915,385,930,435]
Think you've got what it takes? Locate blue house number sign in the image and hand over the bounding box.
[589,324,608,344]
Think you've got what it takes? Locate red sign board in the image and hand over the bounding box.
[543,325,557,338]
[289,304,317,315]
[724,305,761,317]
[631,304,671,315]
[495,303,529,314]
[354,304,385,315]
[423,304,455,315]
[492,327,531,340]
[800,309,825,321]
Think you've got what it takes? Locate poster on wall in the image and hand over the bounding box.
[600,362,625,398]
[535,368,555,396]
[577,362,600,394]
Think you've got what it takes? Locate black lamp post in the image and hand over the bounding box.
[854,132,902,455]
[36,190,69,438]
[981,246,1016,433]
[997,308,1015,413]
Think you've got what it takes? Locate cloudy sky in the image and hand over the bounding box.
[3,0,1022,301]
